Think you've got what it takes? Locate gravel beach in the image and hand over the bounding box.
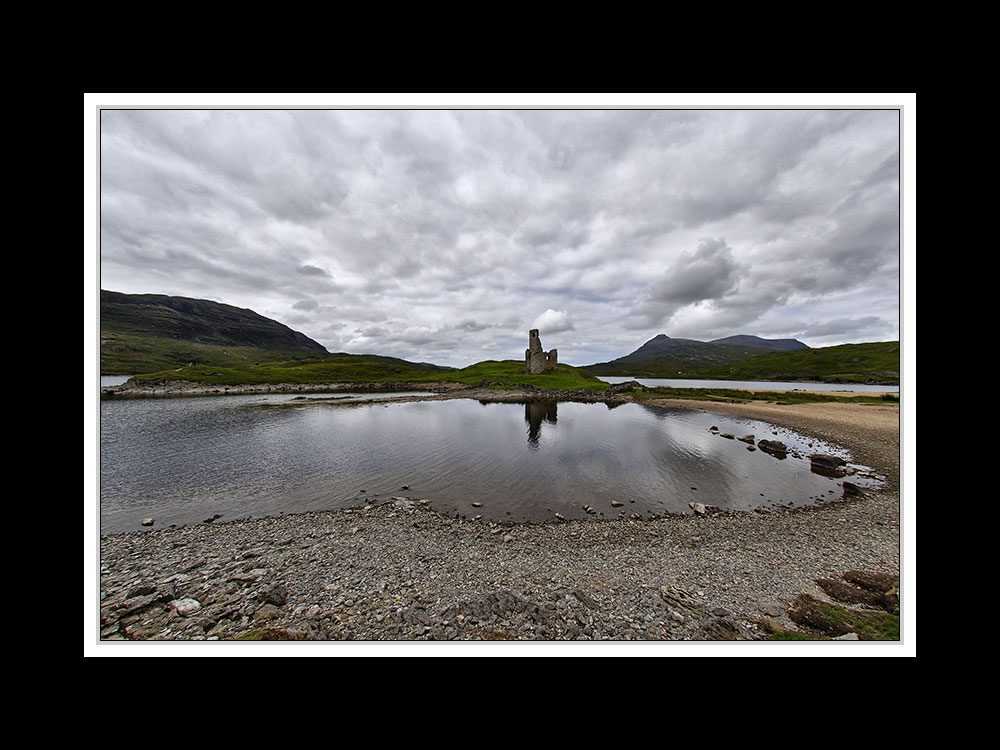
[94,388,903,648]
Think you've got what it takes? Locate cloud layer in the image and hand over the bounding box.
[99,108,900,366]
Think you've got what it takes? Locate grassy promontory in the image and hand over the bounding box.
[118,358,900,406]
[130,358,611,392]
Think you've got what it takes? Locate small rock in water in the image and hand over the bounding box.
[611,501,623,508]
[141,518,154,527]
[811,454,848,473]
[471,502,482,507]
[758,440,788,457]
[689,502,707,516]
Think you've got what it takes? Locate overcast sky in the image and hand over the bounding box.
[98,106,901,367]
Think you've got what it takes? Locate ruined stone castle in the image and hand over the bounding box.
[525,329,558,374]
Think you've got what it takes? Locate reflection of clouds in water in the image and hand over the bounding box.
[635,404,724,460]
[101,397,884,533]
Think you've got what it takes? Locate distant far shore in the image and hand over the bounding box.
[100,379,455,399]
[100,377,899,403]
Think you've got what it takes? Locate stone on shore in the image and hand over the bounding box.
[171,598,202,617]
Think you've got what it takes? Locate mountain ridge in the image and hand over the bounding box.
[583,332,809,374]
[709,334,809,351]
[583,333,898,384]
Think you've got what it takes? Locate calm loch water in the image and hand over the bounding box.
[99,395,882,534]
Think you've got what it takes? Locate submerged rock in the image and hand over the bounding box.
[810,454,848,477]
[758,440,788,457]
[810,454,847,470]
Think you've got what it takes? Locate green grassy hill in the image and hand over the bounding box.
[584,333,898,385]
[101,290,330,374]
[413,360,608,391]
[691,341,900,384]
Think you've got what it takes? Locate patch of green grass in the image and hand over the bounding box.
[132,358,610,392]
[817,602,899,640]
[100,331,317,375]
[589,341,899,385]
[131,355,431,385]
[693,341,900,385]
[410,360,608,391]
[788,594,900,640]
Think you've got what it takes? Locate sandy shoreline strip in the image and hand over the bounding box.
[95,387,903,645]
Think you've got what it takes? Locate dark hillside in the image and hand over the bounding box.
[100,290,328,374]
[101,290,328,352]
[584,334,783,375]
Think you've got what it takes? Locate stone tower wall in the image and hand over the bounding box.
[525,329,558,374]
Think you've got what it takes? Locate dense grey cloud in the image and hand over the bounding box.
[628,238,744,330]
[98,107,901,367]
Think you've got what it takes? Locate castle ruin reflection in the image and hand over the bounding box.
[525,400,558,448]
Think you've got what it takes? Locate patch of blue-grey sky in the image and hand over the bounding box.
[99,108,900,367]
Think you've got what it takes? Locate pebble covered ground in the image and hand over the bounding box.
[95,393,902,647]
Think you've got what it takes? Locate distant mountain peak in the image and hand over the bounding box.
[584,332,809,374]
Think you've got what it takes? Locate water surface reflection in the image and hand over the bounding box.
[100,396,883,533]
[525,400,559,448]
